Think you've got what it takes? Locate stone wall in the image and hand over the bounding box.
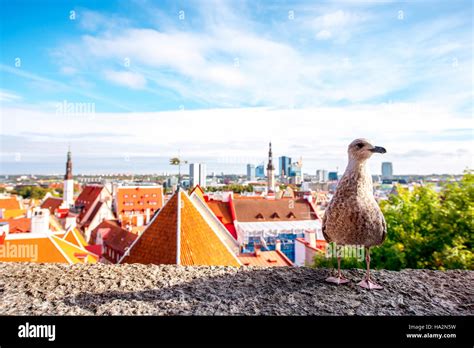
[0,263,472,315]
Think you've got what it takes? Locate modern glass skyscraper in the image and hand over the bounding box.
[316,169,329,182]
[278,156,292,177]
[382,162,393,179]
[255,164,265,178]
[189,163,207,187]
[328,171,339,181]
[246,164,256,181]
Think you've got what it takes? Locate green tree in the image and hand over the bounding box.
[204,184,254,194]
[14,186,51,200]
[313,171,473,270]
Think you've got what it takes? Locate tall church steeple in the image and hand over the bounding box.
[65,147,73,180]
[63,147,74,207]
[266,142,275,192]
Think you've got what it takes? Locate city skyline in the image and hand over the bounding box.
[0,149,465,177]
[1,1,472,175]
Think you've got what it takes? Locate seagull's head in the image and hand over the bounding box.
[348,138,386,162]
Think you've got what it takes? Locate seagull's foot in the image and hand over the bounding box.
[358,277,383,290]
[325,276,350,285]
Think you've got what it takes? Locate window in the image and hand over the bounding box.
[124,194,128,198]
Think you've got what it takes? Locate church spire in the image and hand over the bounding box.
[266,142,275,192]
[65,147,73,180]
[267,142,274,171]
[63,147,75,207]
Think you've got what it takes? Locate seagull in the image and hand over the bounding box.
[322,138,387,290]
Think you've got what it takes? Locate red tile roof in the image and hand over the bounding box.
[207,201,233,224]
[238,249,293,267]
[121,190,241,266]
[232,198,318,222]
[206,200,237,239]
[63,228,88,248]
[179,192,240,266]
[295,237,327,252]
[0,233,98,264]
[0,217,31,233]
[189,185,205,200]
[75,185,103,219]
[85,244,102,256]
[89,220,137,263]
[83,201,103,227]
[41,197,63,213]
[89,219,120,243]
[0,196,21,210]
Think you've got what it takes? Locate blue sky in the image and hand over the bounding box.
[0,0,472,175]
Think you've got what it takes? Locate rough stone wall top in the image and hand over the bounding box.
[0,263,472,316]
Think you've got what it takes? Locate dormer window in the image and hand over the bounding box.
[287,212,296,219]
[271,212,280,219]
[256,213,264,220]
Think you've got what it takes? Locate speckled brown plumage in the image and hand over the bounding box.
[322,139,387,247]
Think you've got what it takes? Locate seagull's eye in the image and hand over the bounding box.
[356,143,364,149]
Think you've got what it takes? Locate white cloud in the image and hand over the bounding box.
[317,10,364,27]
[311,10,370,42]
[0,64,133,111]
[0,90,21,102]
[103,70,147,89]
[60,66,78,75]
[46,3,471,112]
[2,2,472,175]
[316,29,332,40]
[2,102,472,174]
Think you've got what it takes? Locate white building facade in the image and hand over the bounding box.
[189,163,207,188]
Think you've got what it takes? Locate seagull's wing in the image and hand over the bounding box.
[321,206,332,242]
[380,214,387,244]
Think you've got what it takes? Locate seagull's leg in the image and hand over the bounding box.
[337,255,342,278]
[358,247,383,290]
[325,244,350,285]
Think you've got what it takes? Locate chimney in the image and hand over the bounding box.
[31,208,50,234]
[254,244,261,257]
[275,239,281,251]
[304,229,316,248]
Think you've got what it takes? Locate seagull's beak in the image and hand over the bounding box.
[370,146,387,154]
